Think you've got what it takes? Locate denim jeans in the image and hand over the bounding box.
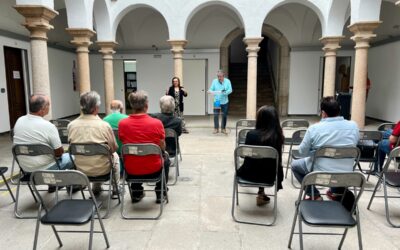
[291,158,320,196]
[214,103,229,129]
[48,153,74,170]
[374,129,393,171]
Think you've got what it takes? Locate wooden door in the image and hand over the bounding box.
[4,46,27,128]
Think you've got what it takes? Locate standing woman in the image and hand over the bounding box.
[237,105,284,206]
[167,77,189,133]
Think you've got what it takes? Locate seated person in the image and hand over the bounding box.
[373,121,400,173]
[237,106,284,206]
[291,97,359,200]
[150,95,182,156]
[68,91,120,195]
[13,94,74,192]
[119,91,170,204]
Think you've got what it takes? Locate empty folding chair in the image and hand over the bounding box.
[236,128,253,147]
[121,143,168,220]
[165,128,180,185]
[30,170,110,250]
[231,145,279,226]
[285,130,307,185]
[377,122,396,132]
[12,144,61,218]
[367,146,400,227]
[235,119,256,140]
[281,119,309,151]
[357,130,382,180]
[288,172,366,250]
[50,119,71,128]
[69,143,121,219]
[0,166,16,202]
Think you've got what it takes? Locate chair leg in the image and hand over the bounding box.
[298,215,304,250]
[367,174,383,209]
[383,178,400,227]
[355,207,363,250]
[231,178,237,221]
[338,228,349,250]
[2,173,15,202]
[288,202,300,248]
[32,206,42,250]
[285,150,292,178]
[98,211,110,248]
[50,225,63,248]
[88,216,95,250]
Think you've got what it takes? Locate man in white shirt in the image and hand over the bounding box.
[13,95,73,191]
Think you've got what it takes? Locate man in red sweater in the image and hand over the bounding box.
[119,91,169,203]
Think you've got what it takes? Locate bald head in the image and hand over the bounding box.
[110,100,124,113]
[29,94,50,116]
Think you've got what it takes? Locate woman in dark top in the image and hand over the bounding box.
[237,105,284,206]
[166,77,188,133]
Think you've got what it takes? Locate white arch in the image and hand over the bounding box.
[183,1,245,39]
[93,0,113,41]
[110,1,170,41]
[350,0,382,24]
[64,0,94,29]
[324,0,350,36]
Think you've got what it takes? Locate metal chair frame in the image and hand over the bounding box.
[236,128,253,147]
[281,119,309,149]
[0,167,16,202]
[121,143,168,220]
[68,143,121,219]
[235,119,256,140]
[377,122,396,132]
[50,119,71,128]
[288,171,366,250]
[165,128,180,185]
[284,130,307,188]
[367,146,400,227]
[12,144,61,219]
[356,130,382,181]
[231,145,279,226]
[30,170,109,250]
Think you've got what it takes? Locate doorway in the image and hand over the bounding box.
[4,46,27,128]
[183,59,207,115]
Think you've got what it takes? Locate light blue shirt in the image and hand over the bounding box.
[298,116,359,172]
[209,78,233,105]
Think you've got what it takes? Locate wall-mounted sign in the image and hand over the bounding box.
[13,71,20,79]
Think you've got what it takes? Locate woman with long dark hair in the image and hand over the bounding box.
[237,105,284,206]
[166,77,188,133]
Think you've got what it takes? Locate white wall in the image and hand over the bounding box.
[367,41,400,122]
[288,51,322,115]
[48,48,81,119]
[0,35,31,133]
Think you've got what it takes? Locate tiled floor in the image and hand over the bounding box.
[0,115,399,250]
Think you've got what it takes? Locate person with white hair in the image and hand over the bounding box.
[68,91,120,196]
[208,70,233,134]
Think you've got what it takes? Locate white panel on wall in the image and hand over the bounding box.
[288,51,322,115]
[183,59,206,115]
[367,42,400,122]
[113,59,125,112]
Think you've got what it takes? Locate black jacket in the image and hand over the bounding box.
[167,86,187,112]
[150,113,182,155]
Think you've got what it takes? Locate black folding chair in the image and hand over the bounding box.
[285,130,307,187]
[30,170,110,250]
[69,143,121,219]
[165,128,180,185]
[236,128,253,147]
[12,144,61,219]
[367,146,400,227]
[0,167,16,202]
[235,119,256,140]
[288,172,366,250]
[357,130,382,180]
[231,145,279,226]
[50,119,71,128]
[121,143,167,220]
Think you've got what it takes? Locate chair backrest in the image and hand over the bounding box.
[382,146,400,172]
[235,119,256,138]
[68,143,113,172]
[12,144,59,172]
[10,129,14,142]
[377,122,396,132]
[234,145,279,171]
[121,143,163,157]
[58,128,69,144]
[237,128,253,146]
[359,130,382,142]
[31,169,90,187]
[112,128,118,139]
[50,119,71,128]
[281,119,309,130]
[165,128,178,156]
[291,130,307,145]
[310,146,360,171]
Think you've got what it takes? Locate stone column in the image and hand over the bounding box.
[14,5,58,118]
[348,22,380,129]
[320,36,344,97]
[167,40,187,84]
[66,28,95,94]
[97,41,117,115]
[243,37,263,119]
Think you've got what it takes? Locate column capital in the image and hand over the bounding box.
[66,28,96,50]
[97,41,118,59]
[320,36,345,56]
[243,37,263,56]
[167,40,187,53]
[14,5,58,40]
[348,21,381,49]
